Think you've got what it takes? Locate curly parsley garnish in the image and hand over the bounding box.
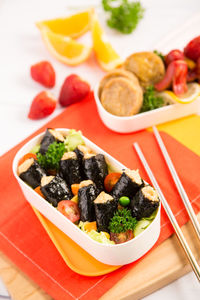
[102,0,144,34]
[37,142,65,171]
[109,208,137,233]
[140,86,164,113]
[153,50,165,62]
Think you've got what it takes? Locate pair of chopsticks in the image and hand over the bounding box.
[133,126,200,282]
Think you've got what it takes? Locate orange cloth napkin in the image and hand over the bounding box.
[0,93,200,300]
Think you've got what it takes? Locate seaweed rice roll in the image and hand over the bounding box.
[94,192,117,232]
[78,180,97,222]
[18,158,46,189]
[41,175,73,207]
[112,169,143,199]
[83,153,108,192]
[74,145,94,178]
[39,128,64,154]
[130,185,160,220]
[74,145,93,163]
[59,152,82,186]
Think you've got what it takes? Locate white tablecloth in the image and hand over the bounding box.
[0,0,200,299]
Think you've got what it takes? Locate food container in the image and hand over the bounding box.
[94,84,200,133]
[13,129,161,266]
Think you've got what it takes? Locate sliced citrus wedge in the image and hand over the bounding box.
[39,28,92,66]
[158,83,200,104]
[36,9,94,39]
[91,15,123,71]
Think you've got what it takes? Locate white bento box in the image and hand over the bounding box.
[94,85,200,134]
[13,128,160,266]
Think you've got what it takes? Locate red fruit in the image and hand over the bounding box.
[28,91,56,120]
[59,74,90,107]
[165,49,184,66]
[155,60,188,96]
[30,61,55,88]
[184,36,200,61]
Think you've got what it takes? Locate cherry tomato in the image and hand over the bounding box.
[110,230,134,244]
[184,35,200,61]
[104,173,121,192]
[18,153,37,166]
[57,200,80,223]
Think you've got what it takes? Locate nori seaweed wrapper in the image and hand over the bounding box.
[41,175,73,207]
[74,147,87,179]
[74,147,84,164]
[39,128,56,154]
[94,198,118,232]
[112,172,143,200]
[83,154,108,192]
[59,156,82,186]
[78,184,97,222]
[130,187,160,220]
[19,160,46,189]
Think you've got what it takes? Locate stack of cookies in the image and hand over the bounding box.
[99,52,165,117]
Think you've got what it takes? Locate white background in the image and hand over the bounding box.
[0,0,200,299]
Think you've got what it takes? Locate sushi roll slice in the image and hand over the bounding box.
[94,192,117,232]
[18,158,46,189]
[130,185,160,220]
[39,128,64,154]
[83,153,108,192]
[74,145,93,162]
[74,145,94,178]
[59,152,82,186]
[112,169,143,199]
[41,175,73,207]
[78,180,97,222]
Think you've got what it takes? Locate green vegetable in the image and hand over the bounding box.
[109,208,137,233]
[37,141,65,170]
[65,129,84,151]
[153,50,165,62]
[102,0,144,34]
[78,222,114,244]
[134,209,158,236]
[119,196,130,206]
[134,219,151,236]
[140,86,164,113]
[87,230,114,244]
[30,144,40,154]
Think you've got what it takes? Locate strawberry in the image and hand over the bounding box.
[184,36,200,62]
[30,61,55,88]
[59,74,90,107]
[28,91,56,120]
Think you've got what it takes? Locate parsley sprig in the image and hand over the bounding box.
[153,50,165,62]
[109,208,137,233]
[102,0,144,34]
[37,141,65,171]
[140,86,164,113]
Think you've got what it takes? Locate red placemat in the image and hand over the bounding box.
[0,92,200,300]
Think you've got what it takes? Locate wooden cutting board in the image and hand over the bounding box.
[0,213,199,300]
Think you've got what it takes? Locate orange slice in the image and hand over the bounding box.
[91,15,123,71]
[39,28,92,65]
[36,9,94,39]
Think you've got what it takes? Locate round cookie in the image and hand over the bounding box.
[123,52,165,88]
[101,77,143,116]
[99,69,140,97]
